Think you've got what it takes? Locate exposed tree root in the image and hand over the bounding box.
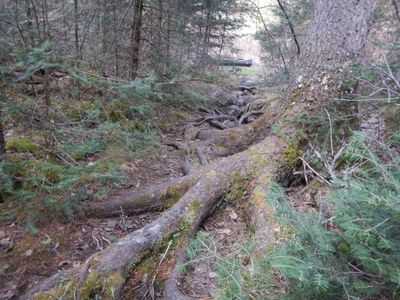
[85,174,200,218]
[164,250,195,300]
[196,145,208,166]
[247,170,279,258]
[197,114,272,157]
[25,134,285,299]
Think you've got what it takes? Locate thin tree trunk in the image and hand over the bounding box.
[154,0,163,73]
[25,0,35,47]
[74,0,80,60]
[276,0,301,57]
[0,87,6,160]
[393,0,400,22]
[201,8,211,66]
[14,1,28,48]
[113,0,119,76]
[166,9,171,71]
[0,116,5,160]
[248,0,288,72]
[130,0,143,79]
[29,0,42,43]
[42,0,49,40]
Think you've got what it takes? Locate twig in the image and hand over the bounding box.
[299,157,331,186]
[324,108,334,157]
[142,240,173,300]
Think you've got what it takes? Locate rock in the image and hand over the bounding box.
[226,105,240,115]
[225,92,240,105]
[246,116,256,123]
[58,260,72,267]
[24,249,33,257]
[222,121,237,128]
[234,97,246,106]
[107,219,119,228]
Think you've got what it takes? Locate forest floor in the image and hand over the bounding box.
[0,68,291,299]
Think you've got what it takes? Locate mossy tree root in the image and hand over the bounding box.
[84,174,200,218]
[25,135,285,299]
[164,250,195,300]
[163,149,284,299]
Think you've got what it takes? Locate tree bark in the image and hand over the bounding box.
[130,0,143,79]
[284,0,377,113]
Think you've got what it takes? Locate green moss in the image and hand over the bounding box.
[108,109,127,123]
[284,143,300,166]
[79,271,124,299]
[162,184,185,209]
[127,256,142,271]
[228,131,238,141]
[35,277,79,300]
[126,120,146,132]
[188,200,201,219]
[225,172,251,203]
[6,137,40,154]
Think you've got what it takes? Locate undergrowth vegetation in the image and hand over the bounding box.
[184,46,400,298]
[0,43,213,232]
[185,125,400,300]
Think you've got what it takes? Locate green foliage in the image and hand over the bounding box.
[261,133,400,299]
[186,230,277,300]
[5,137,40,154]
[0,157,124,233]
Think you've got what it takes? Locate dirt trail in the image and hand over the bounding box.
[113,74,268,299]
[0,72,270,299]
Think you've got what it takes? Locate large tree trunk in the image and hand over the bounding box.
[24,0,377,299]
[284,0,377,114]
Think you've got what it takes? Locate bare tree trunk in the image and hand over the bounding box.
[166,9,171,71]
[130,0,143,79]
[276,0,301,57]
[0,87,6,160]
[393,0,400,22]
[29,0,42,44]
[248,0,288,72]
[25,0,35,47]
[153,0,163,74]
[0,116,5,160]
[113,0,119,76]
[42,0,49,40]
[74,0,80,60]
